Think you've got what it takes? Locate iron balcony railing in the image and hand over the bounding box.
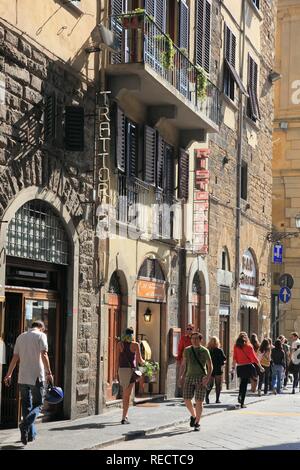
[117,174,149,227]
[110,13,219,126]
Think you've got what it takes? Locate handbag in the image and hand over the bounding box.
[112,381,120,396]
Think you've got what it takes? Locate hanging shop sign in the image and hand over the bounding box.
[240,249,257,296]
[192,149,210,254]
[137,280,166,302]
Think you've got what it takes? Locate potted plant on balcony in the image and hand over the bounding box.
[195,65,208,102]
[140,361,160,383]
[119,8,145,29]
[155,34,175,70]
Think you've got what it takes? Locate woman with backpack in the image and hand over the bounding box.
[205,336,226,404]
[257,338,271,396]
[271,339,285,394]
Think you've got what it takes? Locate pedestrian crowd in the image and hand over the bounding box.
[3,319,300,444]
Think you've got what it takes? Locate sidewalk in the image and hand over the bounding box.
[0,387,288,450]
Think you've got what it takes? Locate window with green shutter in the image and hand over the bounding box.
[223,25,236,101]
[65,106,84,151]
[195,0,211,74]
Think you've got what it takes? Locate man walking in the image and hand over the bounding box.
[179,332,212,431]
[4,320,53,445]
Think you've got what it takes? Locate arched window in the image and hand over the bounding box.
[138,258,165,281]
[221,247,230,271]
[7,200,69,265]
[192,272,201,294]
[108,272,122,294]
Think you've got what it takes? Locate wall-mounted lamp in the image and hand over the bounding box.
[144,308,152,323]
[259,278,266,287]
[268,70,282,83]
[267,213,300,242]
[239,272,245,283]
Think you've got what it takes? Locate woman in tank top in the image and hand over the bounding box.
[115,327,145,424]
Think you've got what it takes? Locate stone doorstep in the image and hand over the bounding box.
[88,394,272,450]
[133,394,166,405]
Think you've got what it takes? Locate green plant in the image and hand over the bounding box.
[179,47,188,58]
[140,361,160,380]
[155,34,175,70]
[195,65,208,102]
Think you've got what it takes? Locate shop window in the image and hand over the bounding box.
[7,200,69,265]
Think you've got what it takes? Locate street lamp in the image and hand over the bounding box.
[267,214,300,242]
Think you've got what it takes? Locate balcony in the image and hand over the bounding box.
[116,175,180,242]
[108,13,219,137]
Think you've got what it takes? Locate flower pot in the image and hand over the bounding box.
[150,374,157,383]
[122,17,130,29]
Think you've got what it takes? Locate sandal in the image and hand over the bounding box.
[121,417,130,424]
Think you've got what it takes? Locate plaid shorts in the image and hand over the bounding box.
[183,376,206,401]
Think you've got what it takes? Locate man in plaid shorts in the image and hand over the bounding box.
[179,332,212,431]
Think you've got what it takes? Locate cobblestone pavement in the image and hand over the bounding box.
[102,392,300,450]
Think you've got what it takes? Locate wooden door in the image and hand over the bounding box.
[192,295,201,333]
[106,295,121,401]
[1,293,22,428]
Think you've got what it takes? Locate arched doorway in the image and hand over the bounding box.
[136,257,166,397]
[1,200,70,427]
[106,272,123,401]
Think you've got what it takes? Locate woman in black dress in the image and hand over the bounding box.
[205,336,226,404]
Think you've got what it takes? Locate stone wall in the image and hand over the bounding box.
[0,22,97,418]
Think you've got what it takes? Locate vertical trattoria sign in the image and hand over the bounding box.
[192,149,210,254]
[97,91,111,203]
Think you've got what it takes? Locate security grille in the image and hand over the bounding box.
[7,200,69,265]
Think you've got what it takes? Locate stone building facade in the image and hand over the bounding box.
[272,0,300,339]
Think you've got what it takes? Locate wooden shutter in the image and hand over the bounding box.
[179,0,189,50]
[144,125,156,185]
[178,149,189,200]
[111,0,126,15]
[195,0,211,73]
[116,106,126,172]
[247,55,260,120]
[156,134,165,189]
[44,95,56,143]
[164,144,175,197]
[145,0,166,32]
[241,161,248,200]
[127,121,138,177]
[65,106,84,151]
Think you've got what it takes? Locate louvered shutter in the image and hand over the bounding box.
[127,121,138,177]
[178,149,189,201]
[44,95,56,143]
[111,0,126,15]
[164,145,175,198]
[156,134,165,189]
[116,107,126,172]
[65,106,84,151]
[247,55,260,120]
[179,0,189,50]
[195,0,211,73]
[144,125,156,185]
[145,0,166,32]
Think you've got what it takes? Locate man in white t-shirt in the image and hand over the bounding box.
[4,320,53,445]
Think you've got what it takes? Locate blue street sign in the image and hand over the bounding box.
[273,244,283,264]
[279,286,292,303]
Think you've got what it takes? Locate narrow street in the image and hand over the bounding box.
[102,392,300,451]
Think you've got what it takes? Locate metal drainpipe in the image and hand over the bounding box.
[235,0,246,336]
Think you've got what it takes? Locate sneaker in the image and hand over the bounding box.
[194,422,200,431]
[258,390,261,396]
[292,388,295,395]
[240,404,247,408]
[121,418,130,424]
[272,388,277,395]
[19,423,28,446]
[190,416,196,427]
[216,399,221,404]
